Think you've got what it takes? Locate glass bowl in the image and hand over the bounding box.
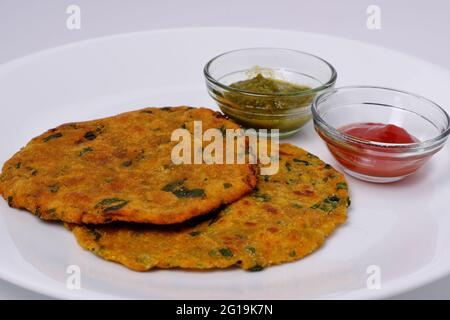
[204,48,337,138]
[312,86,450,183]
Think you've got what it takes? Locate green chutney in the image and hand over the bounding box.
[218,74,314,137]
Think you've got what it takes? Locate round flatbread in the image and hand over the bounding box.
[0,107,257,224]
[68,144,349,271]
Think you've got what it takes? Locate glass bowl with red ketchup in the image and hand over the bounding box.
[312,86,450,183]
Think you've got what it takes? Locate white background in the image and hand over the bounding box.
[1,0,449,299]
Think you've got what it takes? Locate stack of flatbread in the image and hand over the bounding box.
[0,106,349,271]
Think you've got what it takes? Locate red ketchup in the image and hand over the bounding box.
[323,122,425,179]
[341,122,417,144]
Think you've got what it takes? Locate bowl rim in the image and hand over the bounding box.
[203,47,337,97]
[312,85,450,149]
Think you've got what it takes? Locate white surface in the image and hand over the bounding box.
[1,28,450,300]
[1,0,450,300]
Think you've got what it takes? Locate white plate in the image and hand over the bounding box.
[1,28,450,300]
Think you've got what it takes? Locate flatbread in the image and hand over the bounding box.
[0,107,257,224]
[68,144,349,271]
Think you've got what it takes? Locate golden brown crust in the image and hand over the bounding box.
[69,144,349,271]
[0,106,257,224]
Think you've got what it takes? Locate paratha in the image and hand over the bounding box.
[68,143,349,271]
[0,107,257,224]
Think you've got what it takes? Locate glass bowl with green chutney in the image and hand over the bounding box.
[204,48,337,137]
